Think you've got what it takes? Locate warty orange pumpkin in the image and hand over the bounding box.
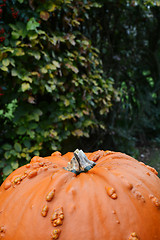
[0,149,160,240]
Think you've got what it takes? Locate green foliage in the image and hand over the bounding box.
[86,0,160,156]
[0,0,116,182]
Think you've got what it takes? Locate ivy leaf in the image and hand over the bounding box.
[40,67,48,73]
[4,39,9,46]
[64,99,70,106]
[48,3,57,12]
[11,161,19,169]
[0,66,8,71]
[65,63,79,73]
[3,165,13,176]
[22,76,32,83]
[17,126,26,135]
[21,83,30,92]
[27,130,35,138]
[12,31,20,39]
[14,142,22,152]
[72,129,84,137]
[33,51,41,60]
[0,161,5,168]
[40,11,50,21]
[2,144,12,151]
[11,69,18,76]
[10,58,15,67]
[14,48,25,56]
[28,31,38,40]
[23,139,31,148]
[10,22,27,39]
[27,18,40,31]
[52,60,60,68]
[34,109,43,116]
[2,59,10,66]
[29,122,38,129]
[4,151,11,160]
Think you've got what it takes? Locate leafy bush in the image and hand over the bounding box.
[0,0,116,182]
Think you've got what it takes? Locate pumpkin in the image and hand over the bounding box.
[0,149,160,240]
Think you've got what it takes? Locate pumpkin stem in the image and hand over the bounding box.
[64,149,96,175]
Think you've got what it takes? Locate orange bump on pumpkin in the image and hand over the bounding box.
[41,204,49,217]
[27,169,37,178]
[51,151,62,157]
[149,194,160,208]
[106,186,117,199]
[53,218,63,227]
[13,176,22,184]
[51,229,61,239]
[3,180,11,190]
[51,207,64,227]
[46,189,55,202]
[0,149,160,240]
[146,165,158,175]
[129,232,139,240]
[25,164,31,168]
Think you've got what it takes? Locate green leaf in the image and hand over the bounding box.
[17,0,24,3]
[21,83,30,92]
[12,31,20,39]
[17,126,26,135]
[33,52,41,60]
[4,151,11,159]
[48,3,57,12]
[27,130,35,138]
[14,48,25,56]
[1,66,8,71]
[65,63,79,73]
[10,22,27,39]
[40,67,48,73]
[46,64,56,70]
[34,109,43,116]
[29,122,38,129]
[2,59,10,66]
[64,99,70,106]
[40,11,50,21]
[0,161,5,168]
[3,165,13,176]
[10,150,17,156]
[11,69,18,76]
[2,47,14,53]
[28,31,38,40]
[23,139,31,148]
[11,161,19,169]
[83,120,94,127]
[10,58,15,67]
[21,152,26,158]
[72,129,83,137]
[4,38,9,46]
[27,18,40,31]
[22,76,32,83]
[14,142,22,152]
[33,150,39,156]
[0,109,3,115]
[52,60,60,68]
[2,144,12,151]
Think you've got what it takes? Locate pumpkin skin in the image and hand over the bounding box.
[0,150,160,240]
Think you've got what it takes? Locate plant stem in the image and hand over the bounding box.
[64,149,96,175]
